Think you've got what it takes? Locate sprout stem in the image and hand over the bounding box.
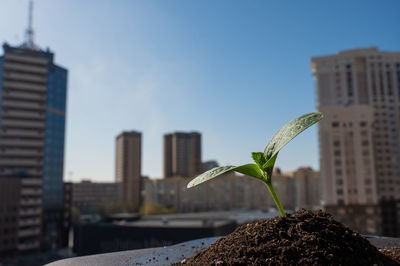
[265,181,286,217]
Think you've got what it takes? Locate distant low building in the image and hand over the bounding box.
[73,210,280,256]
[293,167,321,210]
[143,171,296,213]
[72,180,123,214]
[201,160,219,172]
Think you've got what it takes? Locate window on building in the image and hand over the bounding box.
[362,140,369,146]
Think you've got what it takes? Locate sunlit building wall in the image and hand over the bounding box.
[312,47,400,236]
[143,171,296,213]
[293,167,321,210]
[115,131,142,212]
[72,180,123,214]
[163,132,201,179]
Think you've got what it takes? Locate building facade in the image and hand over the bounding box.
[201,160,219,172]
[115,131,141,212]
[0,177,21,256]
[293,167,321,210]
[163,132,201,178]
[144,171,296,213]
[312,47,400,236]
[0,41,68,253]
[62,182,72,247]
[72,180,123,215]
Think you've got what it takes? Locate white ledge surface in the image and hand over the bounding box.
[47,235,400,266]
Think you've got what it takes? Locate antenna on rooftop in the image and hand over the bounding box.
[24,0,35,49]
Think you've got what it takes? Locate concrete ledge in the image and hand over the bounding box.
[47,235,400,266]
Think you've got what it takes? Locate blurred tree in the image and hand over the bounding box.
[139,202,177,215]
[71,206,81,225]
[97,201,136,217]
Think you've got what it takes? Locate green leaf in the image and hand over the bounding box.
[264,112,323,160]
[234,164,264,180]
[262,153,278,182]
[251,152,267,168]
[187,164,263,188]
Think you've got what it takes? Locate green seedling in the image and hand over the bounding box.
[187,112,324,217]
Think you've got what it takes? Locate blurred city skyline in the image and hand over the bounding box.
[1,0,398,182]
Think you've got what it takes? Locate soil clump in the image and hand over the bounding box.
[177,209,399,265]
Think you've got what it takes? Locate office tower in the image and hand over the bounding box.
[0,2,68,253]
[311,47,400,236]
[115,131,141,212]
[163,132,201,178]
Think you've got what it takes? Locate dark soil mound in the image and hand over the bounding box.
[178,209,399,265]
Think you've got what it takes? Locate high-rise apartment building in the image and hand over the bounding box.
[115,131,141,212]
[163,132,201,178]
[0,2,68,253]
[311,47,400,236]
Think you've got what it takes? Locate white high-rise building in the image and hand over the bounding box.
[311,47,400,236]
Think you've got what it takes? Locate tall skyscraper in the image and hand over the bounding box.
[311,47,400,236]
[115,131,142,212]
[0,1,68,253]
[163,131,201,178]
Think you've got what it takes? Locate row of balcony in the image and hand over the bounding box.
[0,149,43,157]
[5,53,48,66]
[20,188,42,196]
[1,110,45,120]
[19,208,41,216]
[21,178,42,186]
[18,240,40,251]
[0,138,44,148]
[19,218,41,227]
[1,129,45,139]
[2,80,46,92]
[3,72,47,84]
[2,90,46,101]
[0,119,45,129]
[0,168,43,178]
[18,228,41,238]
[4,62,48,75]
[0,159,43,167]
[1,99,46,111]
[20,198,42,206]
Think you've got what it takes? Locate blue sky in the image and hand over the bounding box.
[1,1,399,182]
